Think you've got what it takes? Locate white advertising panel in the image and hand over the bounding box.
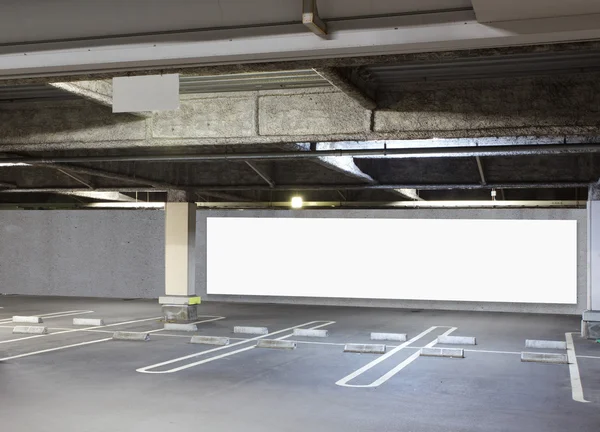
[207,217,577,304]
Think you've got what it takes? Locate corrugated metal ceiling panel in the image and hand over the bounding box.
[0,84,78,102]
[180,70,331,94]
[364,50,600,86]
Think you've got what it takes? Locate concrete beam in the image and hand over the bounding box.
[313,142,422,200]
[0,73,599,153]
[48,80,150,117]
[292,143,375,185]
[53,191,136,202]
[313,67,376,110]
[393,189,422,201]
[49,80,112,107]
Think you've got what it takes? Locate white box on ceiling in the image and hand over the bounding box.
[112,74,179,113]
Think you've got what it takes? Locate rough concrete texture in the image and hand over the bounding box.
[190,335,230,345]
[0,101,145,146]
[73,318,104,326]
[0,210,163,298]
[420,347,464,358]
[292,328,329,337]
[520,352,568,364]
[197,208,587,315]
[49,80,112,107]
[437,335,477,345]
[153,96,256,138]
[234,326,269,335]
[163,322,198,332]
[12,325,47,334]
[162,305,198,322]
[376,73,600,137]
[12,316,42,323]
[1,74,600,152]
[525,339,567,350]
[255,339,296,350]
[259,90,370,136]
[582,321,600,339]
[344,343,386,354]
[112,331,150,341]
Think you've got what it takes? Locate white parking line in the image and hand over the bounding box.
[0,338,113,361]
[566,332,589,403]
[577,355,600,360]
[336,326,456,388]
[136,320,336,374]
[0,316,161,345]
[0,310,94,324]
[0,316,226,361]
[146,316,225,334]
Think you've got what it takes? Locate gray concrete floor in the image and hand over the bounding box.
[0,295,599,431]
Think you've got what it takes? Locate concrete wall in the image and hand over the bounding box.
[0,208,587,314]
[0,210,164,298]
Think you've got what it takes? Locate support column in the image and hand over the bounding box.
[583,183,600,338]
[158,201,200,322]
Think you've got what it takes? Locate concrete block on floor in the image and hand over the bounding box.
[256,339,297,350]
[164,323,198,332]
[371,332,407,342]
[13,326,47,335]
[162,305,198,323]
[582,320,600,340]
[525,339,567,350]
[344,344,386,354]
[112,331,150,342]
[13,316,42,324]
[437,335,476,345]
[73,318,105,326]
[190,336,230,346]
[521,352,568,364]
[420,347,464,358]
[234,326,268,335]
[293,328,328,338]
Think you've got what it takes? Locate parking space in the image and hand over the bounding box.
[0,295,599,431]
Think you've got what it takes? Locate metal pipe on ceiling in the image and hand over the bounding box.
[0,182,589,194]
[0,144,599,165]
[0,200,584,210]
[203,182,589,191]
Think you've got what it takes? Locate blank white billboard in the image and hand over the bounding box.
[206,217,577,304]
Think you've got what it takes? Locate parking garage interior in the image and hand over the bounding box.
[1,1,600,431]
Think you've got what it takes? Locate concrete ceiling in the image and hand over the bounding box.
[0,4,600,206]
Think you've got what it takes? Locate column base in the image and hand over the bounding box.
[159,296,201,323]
[581,310,600,339]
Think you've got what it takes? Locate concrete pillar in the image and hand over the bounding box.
[583,184,600,338]
[158,202,200,322]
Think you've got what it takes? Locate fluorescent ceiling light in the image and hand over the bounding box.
[291,196,303,209]
[0,162,31,167]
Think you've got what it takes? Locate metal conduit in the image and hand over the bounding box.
[0,182,589,194]
[1,144,600,165]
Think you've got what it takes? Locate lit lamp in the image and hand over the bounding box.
[291,196,303,209]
